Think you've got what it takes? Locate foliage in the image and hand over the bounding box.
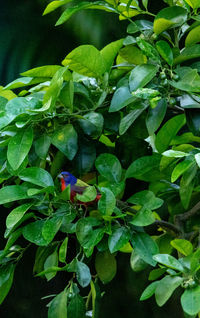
[1,0,200,317]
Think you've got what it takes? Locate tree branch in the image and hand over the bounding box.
[177,201,200,221]
[153,220,181,235]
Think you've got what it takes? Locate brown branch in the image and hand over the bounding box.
[153,220,181,235]
[178,201,200,221]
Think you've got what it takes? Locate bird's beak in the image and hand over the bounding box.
[57,173,62,179]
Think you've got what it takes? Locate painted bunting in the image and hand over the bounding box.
[58,171,101,203]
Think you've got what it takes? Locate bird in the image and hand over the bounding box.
[58,171,101,204]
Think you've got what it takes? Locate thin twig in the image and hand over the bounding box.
[153,220,181,235]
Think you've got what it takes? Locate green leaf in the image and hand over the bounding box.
[127,190,163,210]
[0,185,28,205]
[156,40,173,66]
[171,156,195,182]
[59,237,68,263]
[23,220,48,246]
[185,25,200,47]
[136,38,160,62]
[155,114,186,153]
[131,232,159,266]
[34,135,51,160]
[19,167,54,188]
[44,250,58,281]
[170,69,200,93]
[76,261,91,287]
[154,6,187,35]
[171,239,193,256]
[119,103,148,135]
[52,124,78,160]
[181,286,200,316]
[126,154,163,182]
[98,187,116,216]
[0,263,15,305]
[60,81,74,112]
[130,207,155,226]
[179,163,197,209]
[162,150,188,158]
[76,186,97,202]
[148,268,167,281]
[76,217,103,249]
[185,0,200,9]
[108,227,130,253]
[95,153,122,183]
[153,254,184,272]
[79,112,104,138]
[127,19,153,34]
[42,216,63,243]
[101,39,124,71]
[48,291,67,318]
[43,0,72,15]
[146,98,167,135]
[129,64,157,92]
[6,203,32,229]
[7,127,33,170]
[68,294,86,318]
[119,45,147,65]
[130,249,148,272]
[140,281,159,301]
[174,45,200,65]
[155,276,183,306]
[62,45,106,78]
[21,65,62,77]
[95,251,117,284]
[109,86,136,113]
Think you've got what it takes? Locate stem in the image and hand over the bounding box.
[153,220,181,235]
[179,201,200,221]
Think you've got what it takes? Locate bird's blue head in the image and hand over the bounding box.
[59,171,77,186]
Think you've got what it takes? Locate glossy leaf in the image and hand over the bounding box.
[98,187,116,216]
[130,207,155,226]
[185,0,200,9]
[79,112,104,138]
[119,45,147,65]
[0,185,28,205]
[156,40,173,65]
[181,286,200,316]
[127,190,163,210]
[34,135,51,160]
[68,294,86,318]
[171,239,193,256]
[129,64,157,92]
[95,251,117,284]
[52,124,78,160]
[154,6,187,35]
[44,250,58,281]
[131,232,159,266]
[42,216,63,243]
[119,103,148,135]
[146,98,167,135]
[6,203,32,230]
[43,0,72,15]
[48,291,67,318]
[21,65,62,77]
[130,249,148,272]
[7,127,33,170]
[108,227,130,253]
[101,39,124,71]
[59,237,68,263]
[0,263,15,305]
[171,156,195,182]
[126,154,163,182]
[174,44,200,65]
[153,254,184,272]
[155,276,183,307]
[95,153,122,183]
[109,86,136,113]
[140,281,159,301]
[23,220,48,246]
[19,167,54,188]
[76,261,91,287]
[155,114,186,153]
[62,45,106,78]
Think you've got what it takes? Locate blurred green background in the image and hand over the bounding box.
[0,0,183,317]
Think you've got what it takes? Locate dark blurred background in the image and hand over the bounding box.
[0,0,183,317]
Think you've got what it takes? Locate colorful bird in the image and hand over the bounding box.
[58,171,101,204]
